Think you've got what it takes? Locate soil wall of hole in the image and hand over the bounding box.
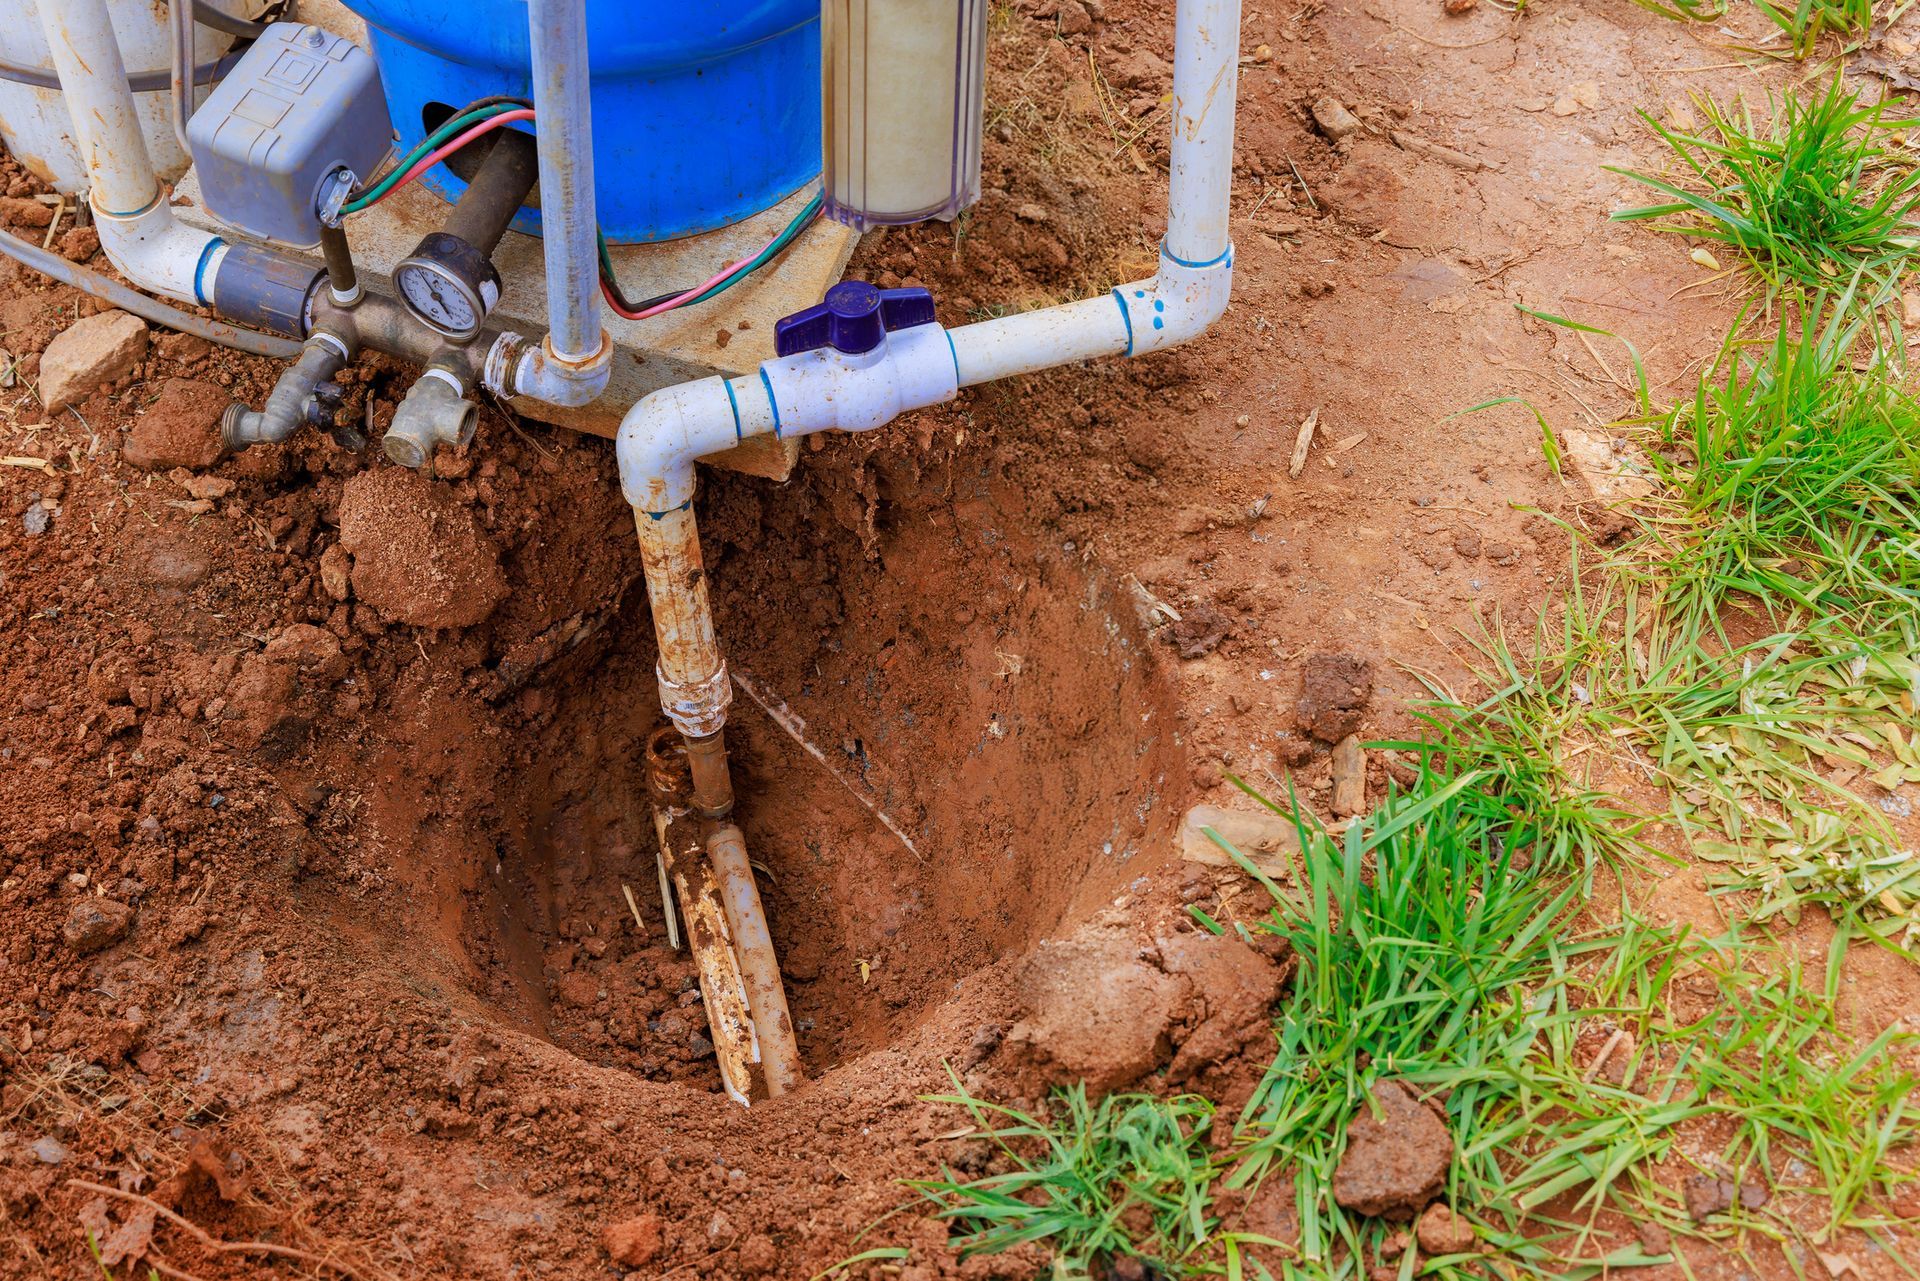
[314,445,1187,1095]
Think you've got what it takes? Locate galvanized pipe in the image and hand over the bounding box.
[631,505,731,742]
[168,0,195,156]
[525,0,602,364]
[707,823,803,1097]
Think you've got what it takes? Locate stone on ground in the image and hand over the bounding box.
[1331,1079,1452,1220]
[123,378,228,470]
[40,310,147,413]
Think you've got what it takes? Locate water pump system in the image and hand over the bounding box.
[4,0,1242,1104]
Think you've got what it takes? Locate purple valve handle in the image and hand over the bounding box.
[774,282,938,357]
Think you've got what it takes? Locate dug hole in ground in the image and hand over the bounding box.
[3,0,1920,1278]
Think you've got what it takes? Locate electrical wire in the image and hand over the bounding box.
[346,109,535,212]
[599,194,823,320]
[341,94,823,323]
[0,48,243,93]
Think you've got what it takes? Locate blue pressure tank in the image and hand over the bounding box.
[342,1,819,244]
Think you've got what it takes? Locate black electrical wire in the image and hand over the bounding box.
[191,1,270,40]
[0,1,270,93]
[0,48,245,93]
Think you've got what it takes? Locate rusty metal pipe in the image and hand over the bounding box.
[318,225,359,307]
[306,290,493,381]
[706,822,803,1097]
[442,128,540,258]
[683,731,735,818]
[630,504,731,742]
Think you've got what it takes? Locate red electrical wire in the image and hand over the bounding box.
[360,108,537,209]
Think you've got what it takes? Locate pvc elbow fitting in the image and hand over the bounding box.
[385,369,478,469]
[94,198,223,308]
[1114,245,1235,358]
[615,377,744,515]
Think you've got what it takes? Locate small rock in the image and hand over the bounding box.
[63,898,134,954]
[1416,1203,1475,1255]
[1332,1080,1452,1220]
[30,1136,68,1164]
[1443,0,1477,10]
[1015,202,1051,223]
[1684,1174,1768,1221]
[1312,97,1363,143]
[1634,1219,1671,1254]
[602,1213,663,1267]
[40,310,148,414]
[23,503,51,536]
[1331,734,1367,817]
[182,475,234,501]
[319,544,352,601]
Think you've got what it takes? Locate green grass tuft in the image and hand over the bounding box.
[1609,79,1920,322]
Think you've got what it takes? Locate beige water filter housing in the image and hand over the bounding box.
[823,0,987,231]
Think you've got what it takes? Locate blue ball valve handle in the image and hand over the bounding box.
[774,282,938,357]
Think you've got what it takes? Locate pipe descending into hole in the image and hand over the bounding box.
[616,0,1241,1103]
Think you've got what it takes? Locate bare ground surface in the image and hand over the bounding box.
[1,1,1917,1278]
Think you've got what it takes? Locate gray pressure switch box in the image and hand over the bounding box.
[187,23,392,249]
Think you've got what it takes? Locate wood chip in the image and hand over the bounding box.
[1331,734,1367,817]
[1328,431,1369,454]
[1389,130,1487,171]
[2,456,54,473]
[1288,406,1320,478]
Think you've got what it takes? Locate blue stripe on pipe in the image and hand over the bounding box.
[723,377,743,442]
[1110,288,1134,356]
[643,498,693,520]
[193,238,225,307]
[759,369,783,437]
[1160,242,1233,270]
[945,329,960,382]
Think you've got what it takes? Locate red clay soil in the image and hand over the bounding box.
[4,0,1919,1278]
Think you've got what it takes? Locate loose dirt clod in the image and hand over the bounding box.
[123,378,228,470]
[603,1212,665,1267]
[1296,653,1374,743]
[63,898,134,953]
[1332,1080,1452,1220]
[1416,1202,1475,1255]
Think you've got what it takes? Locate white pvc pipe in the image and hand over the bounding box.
[525,0,602,365]
[37,0,158,217]
[38,0,230,308]
[1165,0,1238,267]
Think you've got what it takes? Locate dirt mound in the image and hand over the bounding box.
[336,466,508,627]
[1004,908,1290,1094]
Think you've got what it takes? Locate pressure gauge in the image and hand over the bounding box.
[393,232,501,342]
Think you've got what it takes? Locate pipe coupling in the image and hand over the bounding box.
[483,329,613,408]
[384,369,478,470]
[657,661,732,739]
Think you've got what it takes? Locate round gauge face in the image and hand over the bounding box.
[396,260,481,338]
